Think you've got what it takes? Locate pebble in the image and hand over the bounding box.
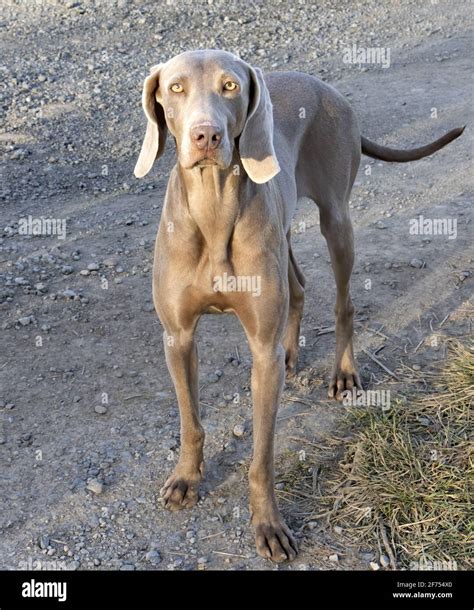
[410,258,424,269]
[145,550,162,565]
[87,263,100,271]
[94,405,108,415]
[233,423,245,438]
[328,553,339,562]
[103,257,119,268]
[333,525,343,535]
[79,269,90,276]
[370,561,380,571]
[380,554,390,568]
[62,265,74,274]
[86,478,103,494]
[18,316,34,326]
[206,372,220,384]
[63,289,77,298]
[412,364,421,371]
[375,220,387,229]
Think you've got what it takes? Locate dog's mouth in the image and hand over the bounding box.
[193,157,220,168]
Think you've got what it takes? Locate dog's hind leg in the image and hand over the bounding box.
[318,202,362,399]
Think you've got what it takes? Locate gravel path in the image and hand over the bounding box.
[1,0,472,571]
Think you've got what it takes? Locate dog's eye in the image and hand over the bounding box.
[170,83,184,93]
[223,81,238,92]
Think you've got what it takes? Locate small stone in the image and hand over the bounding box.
[459,270,470,281]
[197,556,208,565]
[63,289,77,299]
[370,561,380,571]
[410,258,424,269]
[18,316,34,326]
[328,554,339,562]
[94,405,108,415]
[62,265,74,274]
[233,423,245,438]
[412,364,421,371]
[39,535,50,549]
[79,269,90,276]
[333,525,343,535]
[103,257,119,268]
[87,263,100,271]
[145,550,162,565]
[86,478,103,494]
[375,220,387,229]
[206,372,220,384]
[380,554,390,568]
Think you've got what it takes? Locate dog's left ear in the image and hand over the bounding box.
[239,66,280,184]
[134,64,167,178]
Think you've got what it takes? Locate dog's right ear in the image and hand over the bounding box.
[134,64,167,178]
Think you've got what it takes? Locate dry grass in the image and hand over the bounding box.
[278,339,473,568]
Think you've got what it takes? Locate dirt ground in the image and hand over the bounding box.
[0,0,472,571]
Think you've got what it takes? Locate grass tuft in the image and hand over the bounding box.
[278,339,473,568]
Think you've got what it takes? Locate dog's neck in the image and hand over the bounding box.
[178,151,251,280]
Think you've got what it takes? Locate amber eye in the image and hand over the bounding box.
[170,83,183,93]
[223,81,238,92]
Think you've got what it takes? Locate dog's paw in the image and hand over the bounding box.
[328,367,362,401]
[252,513,298,563]
[160,467,202,511]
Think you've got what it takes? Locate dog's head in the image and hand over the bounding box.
[134,50,280,184]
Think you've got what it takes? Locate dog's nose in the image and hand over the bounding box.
[191,124,222,150]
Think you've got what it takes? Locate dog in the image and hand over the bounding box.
[134,49,463,562]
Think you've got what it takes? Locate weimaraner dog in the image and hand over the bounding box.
[134,49,463,562]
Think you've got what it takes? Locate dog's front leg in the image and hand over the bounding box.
[247,341,298,562]
[160,325,204,511]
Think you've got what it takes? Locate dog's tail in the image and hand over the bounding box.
[361,126,465,163]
